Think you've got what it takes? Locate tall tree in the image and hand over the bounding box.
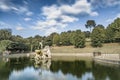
[44,33,58,46]
[83,31,90,38]
[0,29,12,40]
[91,25,106,47]
[0,40,12,52]
[105,18,120,42]
[60,32,71,46]
[85,20,96,32]
[53,33,60,46]
[73,30,85,48]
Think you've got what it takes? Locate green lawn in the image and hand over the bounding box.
[51,42,120,54]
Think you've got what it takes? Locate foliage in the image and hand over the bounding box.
[73,30,85,48]
[83,31,90,38]
[11,35,26,43]
[105,25,115,43]
[0,18,120,52]
[53,33,60,46]
[85,20,96,32]
[0,29,12,40]
[60,31,72,46]
[6,42,29,52]
[26,37,41,52]
[105,18,120,42]
[0,40,13,53]
[91,25,106,47]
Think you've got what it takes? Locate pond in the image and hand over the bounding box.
[0,57,120,80]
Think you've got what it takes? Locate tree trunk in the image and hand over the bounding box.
[31,45,33,52]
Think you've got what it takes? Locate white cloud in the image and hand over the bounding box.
[26,12,33,16]
[103,0,120,6]
[91,0,120,7]
[106,13,120,23]
[106,19,113,23]
[16,26,25,31]
[0,0,33,16]
[116,13,120,18]
[45,27,58,36]
[61,15,78,23]
[60,0,98,16]
[0,21,11,28]
[13,6,33,16]
[32,0,98,35]
[24,18,31,21]
[90,12,99,16]
[0,0,11,11]
[42,5,62,20]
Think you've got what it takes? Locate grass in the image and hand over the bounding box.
[50,42,120,54]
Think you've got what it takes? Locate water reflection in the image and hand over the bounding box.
[0,57,119,80]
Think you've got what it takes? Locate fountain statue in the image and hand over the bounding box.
[35,41,51,60]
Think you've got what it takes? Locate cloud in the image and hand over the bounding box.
[42,5,62,20]
[0,0,33,16]
[0,21,11,28]
[106,13,120,23]
[16,26,25,31]
[0,0,11,11]
[106,19,113,23]
[32,0,98,35]
[91,0,120,8]
[116,13,120,18]
[26,12,33,16]
[24,18,31,21]
[45,27,58,36]
[13,6,33,16]
[60,0,98,16]
[61,15,78,23]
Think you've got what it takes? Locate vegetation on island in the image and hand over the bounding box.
[0,18,120,54]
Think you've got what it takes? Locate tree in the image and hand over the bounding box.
[44,33,58,46]
[105,18,120,42]
[6,42,28,52]
[91,25,106,47]
[0,29,12,40]
[60,32,71,46]
[73,30,85,48]
[26,37,33,52]
[70,31,76,45]
[105,24,115,43]
[53,33,60,46]
[112,18,120,42]
[11,35,26,43]
[0,40,12,53]
[85,20,96,32]
[83,31,90,38]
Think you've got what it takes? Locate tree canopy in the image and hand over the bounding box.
[0,17,120,53]
[85,20,96,32]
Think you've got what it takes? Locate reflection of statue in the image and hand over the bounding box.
[2,58,10,62]
[34,59,51,70]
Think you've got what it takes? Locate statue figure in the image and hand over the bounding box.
[34,41,51,60]
[39,41,43,49]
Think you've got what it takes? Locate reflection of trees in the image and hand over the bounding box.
[0,60,10,80]
[50,60,89,78]
[92,62,120,80]
[0,58,119,80]
[6,57,33,71]
[0,57,34,80]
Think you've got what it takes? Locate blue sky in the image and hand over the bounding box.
[0,0,120,38]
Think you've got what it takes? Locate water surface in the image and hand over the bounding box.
[0,57,119,80]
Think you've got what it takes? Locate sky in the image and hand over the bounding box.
[0,0,120,38]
